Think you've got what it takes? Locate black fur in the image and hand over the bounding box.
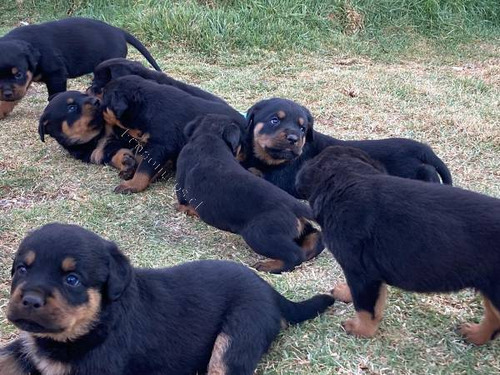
[0,223,334,374]
[175,114,325,273]
[243,98,452,198]
[0,17,160,108]
[296,146,500,343]
[101,75,246,193]
[38,91,138,179]
[88,58,225,104]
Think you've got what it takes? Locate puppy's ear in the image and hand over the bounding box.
[245,101,264,130]
[108,91,128,119]
[222,123,241,155]
[184,117,201,139]
[23,42,40,72]
[295,162,321,199]
[105,241,132,301]
[303,106,314,142]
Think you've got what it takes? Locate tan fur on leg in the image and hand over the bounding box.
[332,283,353,303]
[343,284,387,337]
[460,296,500,345]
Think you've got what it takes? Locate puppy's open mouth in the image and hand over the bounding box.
[11,318,64,334]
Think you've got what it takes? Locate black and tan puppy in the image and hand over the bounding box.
[88,58,226,104]
[102,75,246,194]
[296,146,500,345]
[175,114,324,273]
[38,91,138,180]
[0,17,160,118]
[242,98,452,198]
[0,223,334,374]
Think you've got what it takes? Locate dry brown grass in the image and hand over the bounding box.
[0,49,499,373]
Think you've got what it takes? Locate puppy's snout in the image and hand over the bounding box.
[89,96,100,106]
[22,290,46,309]
[2,89,13,99]
[287,134,299,145]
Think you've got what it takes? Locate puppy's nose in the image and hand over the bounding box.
[3,89,13,99]
[22,291,45,309]
[287,134,299,145]
[88,97,100,106]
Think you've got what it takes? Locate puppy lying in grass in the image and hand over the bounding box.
[38,91,138,180]
[88,58,226,105]
[296,145,500,345]
[243,98,452,198]
[175,114,325,273]
[0,223,334,375]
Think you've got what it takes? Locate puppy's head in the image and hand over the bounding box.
[246,98,314,165]
[101,76,146,122]
[185,114,244,158]
[296,146,386,199]
[38,91,103,146]
[7,223,132,342]
[0,40,40,102]
[88,58,145,98]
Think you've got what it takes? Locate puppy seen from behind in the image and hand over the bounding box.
[296,145,500,344]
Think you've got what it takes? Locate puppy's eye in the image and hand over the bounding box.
[65,274,81,287]
[67,104,78,113]
[14,72,23,80]
[300,126,306,133]
[270,117,280,126]
[16,265,27,275]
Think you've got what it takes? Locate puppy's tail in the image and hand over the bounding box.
[275,291,334,325]
[124,32,162,71]
[421,150,453,185]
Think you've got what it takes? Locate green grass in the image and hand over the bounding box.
[1,2,500,374]
[1,46,499,373]
[1,0,500,60]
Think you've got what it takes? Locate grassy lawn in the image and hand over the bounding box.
[1,1,500,374]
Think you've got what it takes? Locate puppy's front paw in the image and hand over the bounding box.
[342,313,378,338]
[331,283,353,303]
[176,203,200,218]
[253,260,287,274]
[460,322,492,345]
[118,154,137,180]
[114,182,139,194]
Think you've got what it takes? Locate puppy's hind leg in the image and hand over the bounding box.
[342,274,387,338]
[460,294,500,345]
[208,306,280,375]
[243,230,306,273]
[296,220,325,261]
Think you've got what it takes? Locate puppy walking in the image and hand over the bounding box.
[0,223,334,375]
[0,18,160,118]
[297,146,500,344]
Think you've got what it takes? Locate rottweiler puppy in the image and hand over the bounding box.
[242,98,452,198]
[175,114,325,273]
[88,58,226,104]
[0,223,335,374]
[102,75,246,194]
[0,17,161,118]
[296,146,500,344]
[38,91,138,180]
